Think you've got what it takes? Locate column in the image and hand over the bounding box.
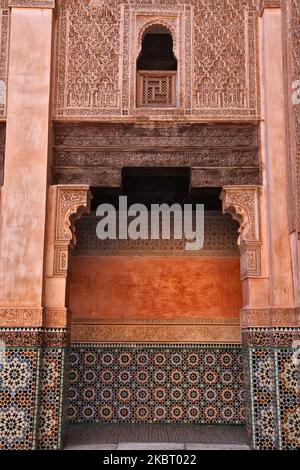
[0,1,54,450]
[38,184,90,449]
[236,1,300,450]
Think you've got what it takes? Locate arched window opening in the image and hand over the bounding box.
[137,26,178,108]
[137,32,177,71]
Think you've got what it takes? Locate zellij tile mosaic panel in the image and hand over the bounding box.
[68,344,245,425]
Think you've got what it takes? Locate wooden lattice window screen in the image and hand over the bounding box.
[137,71,177,107]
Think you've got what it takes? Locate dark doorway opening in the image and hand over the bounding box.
[91,167,222,210]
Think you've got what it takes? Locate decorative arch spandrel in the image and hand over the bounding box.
[53,185,91,277]
[221,186,261,280]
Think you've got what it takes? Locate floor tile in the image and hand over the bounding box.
[117,443,186,450]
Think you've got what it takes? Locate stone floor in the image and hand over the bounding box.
[65,424,250,450]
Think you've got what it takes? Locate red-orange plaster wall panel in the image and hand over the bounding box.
[70,257,242,319]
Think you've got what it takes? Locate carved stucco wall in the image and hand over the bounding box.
[0,1,9,119]
[0,122,6,184]
[282,0,300,234]
[292,1,300,235]
[54,0,260,120]
[292,1,300,234]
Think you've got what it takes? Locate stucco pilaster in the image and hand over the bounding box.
[43,185,91,329]
[0,4,54,327]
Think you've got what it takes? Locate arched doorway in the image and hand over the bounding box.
[63,171,247,447]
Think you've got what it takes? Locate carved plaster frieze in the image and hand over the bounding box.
[53,246,69,277]
[43,307,68,328]
[71,320,241,344]
[0,3,9,118]
[241,308,298,328]
[240,241,261,279]
[8,0,55,7]
[0,308,42,327]
[259,0,281,16]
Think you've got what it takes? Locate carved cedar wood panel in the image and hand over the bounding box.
[52,123,261,187]
[0,1,9,118]
[54,0,260,120]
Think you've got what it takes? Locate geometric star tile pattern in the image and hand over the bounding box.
[68,344,246,425]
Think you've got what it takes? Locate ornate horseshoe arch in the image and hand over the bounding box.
[137,21,178,60]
